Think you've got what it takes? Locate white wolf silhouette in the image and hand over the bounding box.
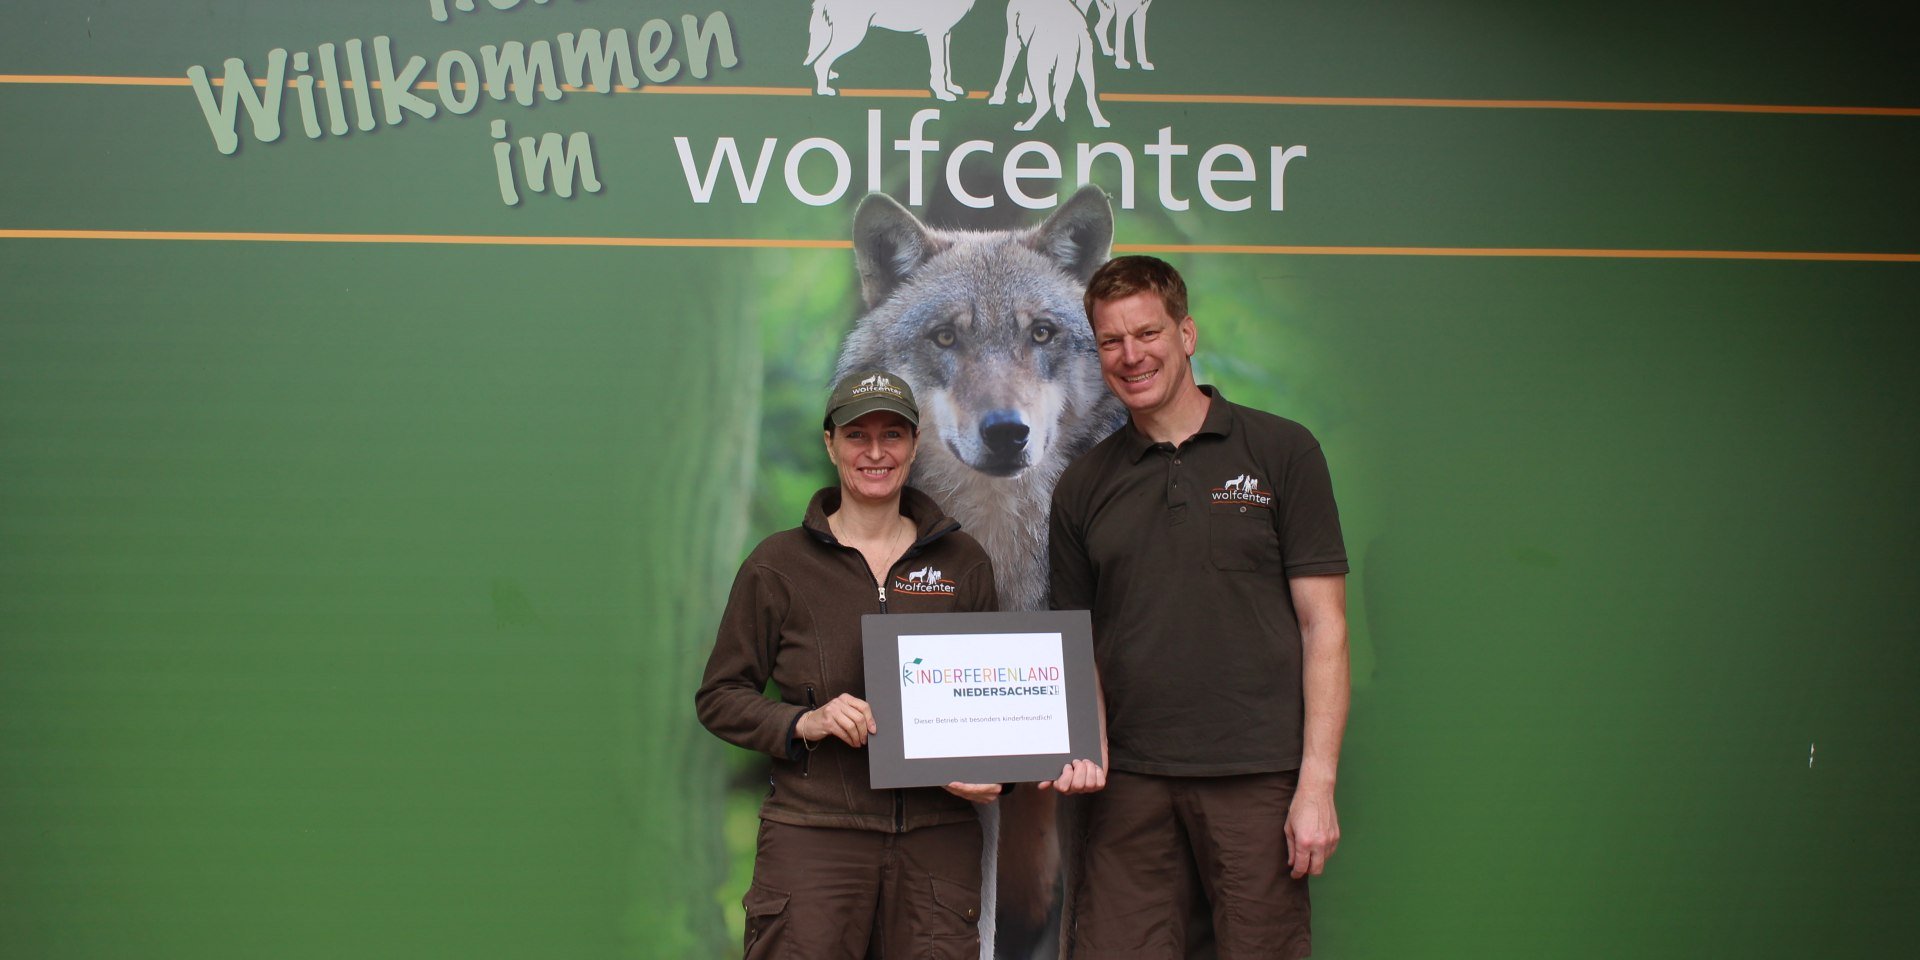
[804,0,978,100]
[1244,477,1259,494]
[1089,0,1155,70]
[1223,474,1247,493]
[987,0,1111,130]
[835,186,1124,958]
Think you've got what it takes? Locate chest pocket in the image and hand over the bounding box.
[1209,506,1280,572]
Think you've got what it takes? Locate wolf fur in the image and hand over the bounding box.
[835,186,1124,957]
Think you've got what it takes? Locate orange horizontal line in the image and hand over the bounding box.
[0,74,195,86]
[0,75,601,93]
[0,75,763,95]
[2,229,1914,262]
[641,84,815,97]
[0,76,845,97]
[1116,243,1920,262]
[828,87,954,99]
[0,229,850,249]
[1102,92,1920,117]
[2,74,1913,116]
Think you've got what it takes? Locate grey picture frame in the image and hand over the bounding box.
[861,610,1102,789]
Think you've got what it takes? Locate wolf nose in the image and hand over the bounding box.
[980,411,1030,455]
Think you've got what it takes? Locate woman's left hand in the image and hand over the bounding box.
[943,782,1003,804]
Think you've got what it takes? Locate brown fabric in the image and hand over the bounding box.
[1049,387,1347,776]
[742,819,983,960]
[697,487,999,832]
[1069,770,1311,960]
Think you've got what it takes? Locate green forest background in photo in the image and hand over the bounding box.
[2,1,1916,958]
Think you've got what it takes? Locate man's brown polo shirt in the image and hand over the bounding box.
[1048,387,1347,776]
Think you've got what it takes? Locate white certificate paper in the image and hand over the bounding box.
[897,632,1070,760]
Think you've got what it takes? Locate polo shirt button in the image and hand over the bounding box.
[1173,459,1182,465]
[1239,505,1248,513]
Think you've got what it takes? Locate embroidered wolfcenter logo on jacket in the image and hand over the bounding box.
[892,565,957,595]
[1211,473,1274,508]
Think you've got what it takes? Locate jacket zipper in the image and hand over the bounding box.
[830,526,907,827]
[873,564,899,828]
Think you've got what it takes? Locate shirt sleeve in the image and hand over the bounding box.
[1279,443,1349,578]
[694,557,809,759]
[1048,475,1095,611]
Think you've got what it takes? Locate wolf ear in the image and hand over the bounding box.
[852,193,942,308]
[1029,185,1114,283]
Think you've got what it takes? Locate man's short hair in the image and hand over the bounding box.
[1083,255,1189,325]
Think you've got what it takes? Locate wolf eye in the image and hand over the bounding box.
[930,325,957,349]
[1030,322,1058,345]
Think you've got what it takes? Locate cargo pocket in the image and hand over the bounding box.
[1209,507,1280,572]
[741,883,791,959]
[916,876,981,959]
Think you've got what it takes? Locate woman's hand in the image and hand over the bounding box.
[943,782,1003,804]
[796,693,878,748]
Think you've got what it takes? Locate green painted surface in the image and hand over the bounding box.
[2,2,1915,957]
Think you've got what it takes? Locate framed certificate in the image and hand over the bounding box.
[861,610,1101,789]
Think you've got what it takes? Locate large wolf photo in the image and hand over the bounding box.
[834,185,1126,957]
[836,185,1123,615]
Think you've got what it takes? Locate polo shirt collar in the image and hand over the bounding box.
[1120,385,1234,461]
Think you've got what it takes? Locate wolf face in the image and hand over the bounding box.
[836,185,1125,614]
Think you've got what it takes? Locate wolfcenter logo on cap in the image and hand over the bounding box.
[853,374,901,396]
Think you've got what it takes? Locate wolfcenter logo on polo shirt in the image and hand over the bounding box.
[892,565,956,595]
[1211,472,1274,507]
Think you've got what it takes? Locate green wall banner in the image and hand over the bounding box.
[3,2,1915,958]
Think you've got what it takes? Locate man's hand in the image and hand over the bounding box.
[1284,786,1340,878]
[795,693,877,748]
[1038,758,1106,795]
[943,782,1004,804]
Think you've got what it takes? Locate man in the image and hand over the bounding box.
[1047,256,1349,959]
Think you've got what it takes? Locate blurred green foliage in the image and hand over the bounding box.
[748,247,855,544]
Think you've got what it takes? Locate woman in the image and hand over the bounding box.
[696,369,1002,959]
